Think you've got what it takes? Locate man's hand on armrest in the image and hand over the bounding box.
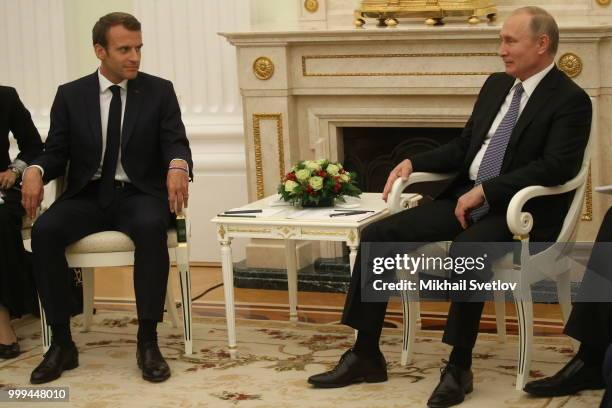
[382,159,413,202]
[455,184,486,229]
[21,166,44,219]
[167,159,190,214]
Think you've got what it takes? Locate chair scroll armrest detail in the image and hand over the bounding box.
[506,169,587,238]
[387,172,456,214]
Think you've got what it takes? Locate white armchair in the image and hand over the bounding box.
[387,117,593,390]
[34,178,194,356]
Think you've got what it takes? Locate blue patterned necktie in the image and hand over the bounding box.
[470,82,524,222]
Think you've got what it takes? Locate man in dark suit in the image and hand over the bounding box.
[308,7,592,408]
[21,12,192,384]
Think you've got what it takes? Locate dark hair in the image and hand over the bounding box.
[92,12,141,48]
[513,6,559,55]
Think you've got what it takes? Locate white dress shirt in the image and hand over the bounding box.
[468,62,555,180]
[95,69,130,182]
[27,69,189,180]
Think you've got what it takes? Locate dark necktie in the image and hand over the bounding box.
[470,82,524,222]
[98,85,122,207]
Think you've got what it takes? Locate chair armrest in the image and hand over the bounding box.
[387,172,456,214]
[175,207,190,245]
[506,169,587,238]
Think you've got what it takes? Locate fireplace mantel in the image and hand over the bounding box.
[221,21,612,255]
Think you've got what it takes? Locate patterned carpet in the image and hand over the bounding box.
[0,312,604,407]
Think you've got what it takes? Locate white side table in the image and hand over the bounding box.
[211,192,420,355]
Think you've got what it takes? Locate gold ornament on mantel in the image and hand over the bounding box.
[253,56,275,80]
[304,0,319,13]
[354,0,497,27]
[558,53,583,78]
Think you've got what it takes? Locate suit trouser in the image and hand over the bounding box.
[341,196,560,349]
[31,181,171,325]
[564,207,612,347]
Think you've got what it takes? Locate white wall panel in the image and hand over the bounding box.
[134,0,251,261]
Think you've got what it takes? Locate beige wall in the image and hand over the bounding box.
[63,0,134,79]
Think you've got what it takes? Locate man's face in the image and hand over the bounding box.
[499,12,549,80]
[95,25,142,83]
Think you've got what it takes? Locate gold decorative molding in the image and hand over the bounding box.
[596,0,610,6]
[302,53,498,77]
[304,0,319,13]
[558,53,583,78]
[253,56,275,80]
[227,226,273,234]
[581,164,593,221]
[301,229,350,237]
[276,226,298,239]
[218,225,226,240]
[347,229,357,243]
[252,113,285,199]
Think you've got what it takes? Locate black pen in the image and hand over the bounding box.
[223,209,263,214]
[329,210,374,217]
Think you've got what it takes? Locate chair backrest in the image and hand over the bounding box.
[555,104,595,243]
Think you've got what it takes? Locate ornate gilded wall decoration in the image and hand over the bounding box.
[304,0,319,13]
[596,0,610,6]
[252,114,285,199]
[558,53,583,78]
[253,57,275,80]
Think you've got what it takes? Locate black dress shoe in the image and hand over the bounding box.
[30,342,78,384]
[0,342,20,359]
[136,341,171,383]
[307,349,387,388]
[523,355,604,397]
[427,361,473,408]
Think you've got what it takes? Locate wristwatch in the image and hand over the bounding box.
[8,166,20,176]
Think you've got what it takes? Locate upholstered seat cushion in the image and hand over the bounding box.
[66,230,179,254]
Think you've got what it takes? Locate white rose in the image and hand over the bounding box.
[304,160,321,171]
[309,176,323,191]
[326,164,340,176]
[316,159,327,165]
[284,180,299,193]
[340,173,350,182]
[295,169,311,182]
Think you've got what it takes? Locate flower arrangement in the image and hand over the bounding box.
[278,159,361,207]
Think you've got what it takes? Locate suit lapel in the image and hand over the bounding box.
[84,72,102,156]
[122,75,142,149]
[502,66,560,171]
[467,75,515,160]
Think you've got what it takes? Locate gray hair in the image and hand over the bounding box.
[512,6,559,55]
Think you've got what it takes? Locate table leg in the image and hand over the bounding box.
[348,244,359,275]
[348,243,359,339]
[285,239,298,322]
[220,239,237,357]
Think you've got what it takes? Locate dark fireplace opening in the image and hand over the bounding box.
[341,126,463,199]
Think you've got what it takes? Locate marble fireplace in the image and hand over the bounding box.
[220,1,612,277]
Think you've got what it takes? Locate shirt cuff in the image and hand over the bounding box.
[25,165,44,178]
[169,158,189,168]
